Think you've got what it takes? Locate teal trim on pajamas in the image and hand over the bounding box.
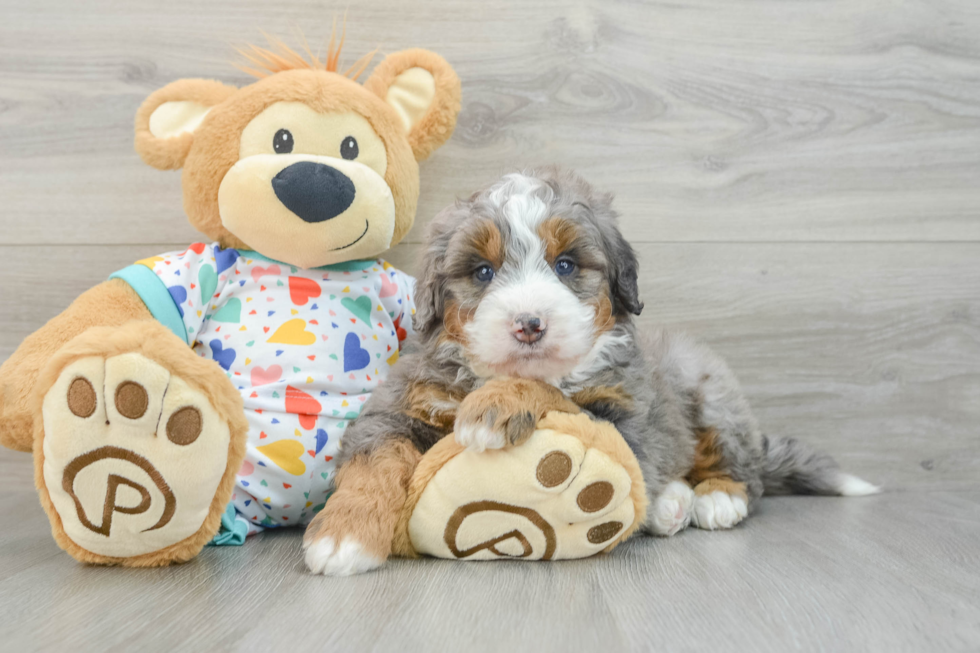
[207,503,249,546]
[109,264,188,344]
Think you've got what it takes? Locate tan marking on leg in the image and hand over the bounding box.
[693,478,748,502]
[403,382,461,433]
[304,439,422,560]
[570,384,634,414]
[686,427,730,486]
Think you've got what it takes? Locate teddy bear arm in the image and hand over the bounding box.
[0,279,152,451]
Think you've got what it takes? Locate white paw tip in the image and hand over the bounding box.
[304,536,383,576]
[649,481,695,536]
[692,491,746,530]
[836,473,881,497]
[455,422,505,453]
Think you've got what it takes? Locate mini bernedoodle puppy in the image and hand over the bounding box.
[304,167,879,575]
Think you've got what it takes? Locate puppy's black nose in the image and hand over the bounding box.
[272,161,356,223]
[513,314,546,344]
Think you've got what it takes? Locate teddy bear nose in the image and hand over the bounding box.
[272,161,356,223]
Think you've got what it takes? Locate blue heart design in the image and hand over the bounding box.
[209,339,236,370]
[315,429,329,455]
[168,286,187,317]
[343,332,370,372]
[244,499,251,506]
[213,245,240,274]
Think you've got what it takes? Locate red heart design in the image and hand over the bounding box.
[289,277,322,306]
[251,264,281,283]
[285,385,321,430]
[307,449,315,457]
[263,327,270,333]
[259,431,268,439]
[189,242,206,254]
[251,365,282,387]
[283,483,292,489]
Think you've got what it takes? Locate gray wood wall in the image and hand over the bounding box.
[1,0,978,495]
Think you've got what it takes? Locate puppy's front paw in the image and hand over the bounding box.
[454,403,537,452]
[304,535,384,576]
[453,378,567,453]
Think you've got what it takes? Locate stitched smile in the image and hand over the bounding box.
[331,220,370,251]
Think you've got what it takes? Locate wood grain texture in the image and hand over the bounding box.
[1,0,979,650]
[2,0,980,245]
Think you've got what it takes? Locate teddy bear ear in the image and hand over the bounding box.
[134,79,238,170]
[364,49,462,161]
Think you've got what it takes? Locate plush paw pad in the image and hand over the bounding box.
[40,353,231,558]
[647,480,695,536]
[690,491,748,530]
[304,536,384,576]
[409,427,637,560]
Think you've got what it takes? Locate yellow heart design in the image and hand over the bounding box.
[135,256,164,269]
[268,319,316,345]
[257,440,306,476]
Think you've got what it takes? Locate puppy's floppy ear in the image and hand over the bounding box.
[135,79,238,170]
[610,236,643,316]
[364,49,461,162]
[412,203,465,336]
[595,210,643,317]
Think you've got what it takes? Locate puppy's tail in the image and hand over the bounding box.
[760,435,881,497]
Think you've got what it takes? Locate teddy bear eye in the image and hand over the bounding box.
[273,129,293,154]
[341,136,359,160]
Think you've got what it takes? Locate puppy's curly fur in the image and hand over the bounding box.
[304,167,879,574]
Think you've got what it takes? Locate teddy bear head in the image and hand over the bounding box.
[134,41,460,269]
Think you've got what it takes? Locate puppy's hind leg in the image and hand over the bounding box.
[686,428,750,530]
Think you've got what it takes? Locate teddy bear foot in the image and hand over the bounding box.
[397,411,648,561]
[34,322,247,566]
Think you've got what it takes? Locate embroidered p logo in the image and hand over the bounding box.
[62,446,176,536]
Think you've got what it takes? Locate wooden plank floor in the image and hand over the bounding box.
[1,0,978,651]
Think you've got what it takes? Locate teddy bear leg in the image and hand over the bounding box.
[33,320,248,566]
[303,438,421,576]
[402,412,649,561]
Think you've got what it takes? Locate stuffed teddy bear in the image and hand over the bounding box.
[0,36,462,566]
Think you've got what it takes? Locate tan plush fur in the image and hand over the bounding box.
[134,79,238,171]
[0,280,151,452]
[363,49,462,162]
[394,410,649,558]
[31,320,248,567]
[304,439,422,560]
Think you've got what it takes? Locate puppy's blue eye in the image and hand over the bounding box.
[555,258,575,276]
[474,265,495,283]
